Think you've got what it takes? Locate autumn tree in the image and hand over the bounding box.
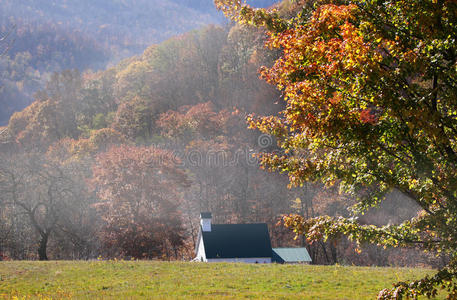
[92,145,190,259]
[111,96,155,143]
[7,69,83,149]
[157,102,229,144]
[76,69,117,132]
[216,0,457,298]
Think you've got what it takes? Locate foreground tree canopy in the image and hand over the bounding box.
[216,0,457,298]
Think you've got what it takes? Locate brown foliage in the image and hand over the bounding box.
[91,145,190,259]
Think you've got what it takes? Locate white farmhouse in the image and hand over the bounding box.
[194,212,312,264]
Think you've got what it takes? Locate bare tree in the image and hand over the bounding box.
[0,153,95,260]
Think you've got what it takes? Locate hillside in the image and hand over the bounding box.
[1,0,279,58]
[0,0,440,275]
[0,0,279,124]
[0,22,299,261]
[0,261,436,299]
[1,0,218,55]
[0,0,438,269]
[0,20,108,125]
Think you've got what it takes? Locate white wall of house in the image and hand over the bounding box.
[207,258,271,263]
[195,237,207,262]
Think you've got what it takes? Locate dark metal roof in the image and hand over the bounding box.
[202,223,272,259]
[272,248,312,263]
[200,212,212,218]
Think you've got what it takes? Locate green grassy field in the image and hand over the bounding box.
[0,261,439,299]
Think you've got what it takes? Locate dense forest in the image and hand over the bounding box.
[0,0,445,272]
[0,0,277,125]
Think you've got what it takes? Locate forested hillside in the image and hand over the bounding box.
[1,0,218,55]
[0,0,278,125]
[0,21,297,261]
[0,20,107,124]
[0,1,437,267]
[0,0,277,60]
[0,0,442,272]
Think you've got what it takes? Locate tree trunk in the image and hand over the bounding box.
[329,240,338,264]
[320,241,330,264]
[38,233,49,261]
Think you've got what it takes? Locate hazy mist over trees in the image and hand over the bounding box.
[0,0,278,125]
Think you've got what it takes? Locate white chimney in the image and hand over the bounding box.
[200,212,212,232]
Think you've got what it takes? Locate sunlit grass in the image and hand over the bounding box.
[0,261,438,299]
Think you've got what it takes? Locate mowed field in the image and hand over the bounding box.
[0,261,439,299]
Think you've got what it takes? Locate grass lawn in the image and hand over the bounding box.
[0,261,439,299]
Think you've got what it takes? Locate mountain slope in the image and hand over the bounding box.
[0,0,278,124]
[1,1,278,52]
